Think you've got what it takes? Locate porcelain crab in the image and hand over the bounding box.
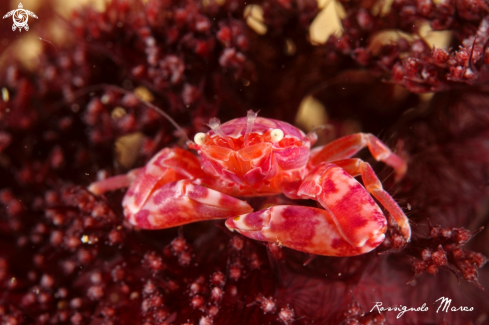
[89,110,410,256]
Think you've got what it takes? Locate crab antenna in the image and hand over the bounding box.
[207,117,226,137]
[55,84,190,143]
[244,110,258,145]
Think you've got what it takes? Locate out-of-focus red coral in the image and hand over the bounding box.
[0,0,488,324]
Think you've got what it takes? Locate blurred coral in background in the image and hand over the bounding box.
[0,0,488,324]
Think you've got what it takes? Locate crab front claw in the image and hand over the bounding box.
[225,205,385,256]
[299,161,411,245]
[126,179,253,229]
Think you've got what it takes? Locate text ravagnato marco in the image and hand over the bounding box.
[370,297,474,319]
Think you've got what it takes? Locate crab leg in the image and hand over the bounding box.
[128,179,253,229]
[88,168,142,195]
[332,158,411,241]
[225,205,385,256]
[89,147,204,203]
[310,133,407,181]
[297,162,388,248]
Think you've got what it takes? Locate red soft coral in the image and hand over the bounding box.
[0,0,488,324]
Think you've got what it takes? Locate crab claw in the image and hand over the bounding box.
[125,179,253,229]
[226,205,386,256]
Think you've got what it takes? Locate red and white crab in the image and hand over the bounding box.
[89,110,410,256]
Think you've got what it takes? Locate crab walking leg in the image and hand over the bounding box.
[332,158,411,241]
[88,147,205,200]
[310,133,407,181]
[225,206,385,256]
[297,163,388,247]
[127,179,253,229]
[88,168,142,195]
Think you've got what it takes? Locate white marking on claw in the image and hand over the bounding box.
[187,184,223,206]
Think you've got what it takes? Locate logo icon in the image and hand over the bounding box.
[3,3,38,32]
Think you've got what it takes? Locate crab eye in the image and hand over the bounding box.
[270,129,284,142]
[194,132,206,145]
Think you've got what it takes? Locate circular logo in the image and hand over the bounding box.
[3,3,38,32]
[13,9,28,28]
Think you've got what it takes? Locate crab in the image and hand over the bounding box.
[89,110,411,256]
